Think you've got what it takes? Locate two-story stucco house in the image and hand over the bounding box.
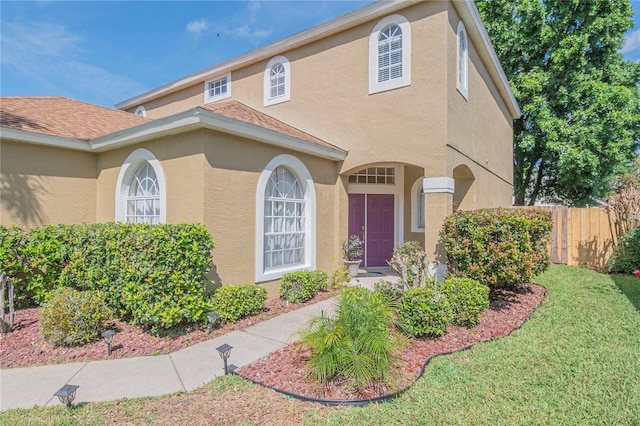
[0,0,520,296]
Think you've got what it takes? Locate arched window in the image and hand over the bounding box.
[115,148,166,224]
[411,178,425,232]
[457,21,468,99]
[256,155,315,282]
[126,162,160,224]
[264,56,291,106]
[134,105,147,117]
[378,24,403,83]
[369,14,411,94]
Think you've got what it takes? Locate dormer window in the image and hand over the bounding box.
[263,56,291,107]
[369,14,411,94]
[204,72,231,104]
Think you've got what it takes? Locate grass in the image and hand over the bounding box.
[1,266,639,425]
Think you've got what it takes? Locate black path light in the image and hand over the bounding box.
[216,343,233,375]
[54,384,79,408]
[101,329,116,356]
[207,311,220,334]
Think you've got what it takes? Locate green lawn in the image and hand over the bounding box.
[2,266,639,425]
[308,266,640,425]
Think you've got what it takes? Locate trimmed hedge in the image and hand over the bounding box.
[398,286,450,338]
[0,223,215,332]
[607,225,640,274]
[40,288,111,347]
[440,208,553,288]
[279,270,328,303]
[441,277,489,327]
[210,284,268,323]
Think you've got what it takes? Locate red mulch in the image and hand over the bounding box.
[237,283,547,402]
[0,291,336,369]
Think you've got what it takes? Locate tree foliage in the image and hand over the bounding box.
[477,0,640,206]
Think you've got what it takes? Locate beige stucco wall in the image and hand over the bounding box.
[0,140,97,227]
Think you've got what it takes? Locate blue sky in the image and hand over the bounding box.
[1,0,639,109]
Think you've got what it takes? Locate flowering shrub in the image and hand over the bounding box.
[342,235,363,261]
[635,269,640,278]
[388,241,431,290]
[441,208,552,288]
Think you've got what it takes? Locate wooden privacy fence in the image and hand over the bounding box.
[522,207,618,271]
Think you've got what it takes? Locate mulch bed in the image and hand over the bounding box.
[0,291,336,369]
[237,283,547,402]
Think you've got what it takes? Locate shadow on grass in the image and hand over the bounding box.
[610,275,640,312]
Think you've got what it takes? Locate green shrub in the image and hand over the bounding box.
[210,284,268,324]
[398,286,450,337]
[608,226,640,274]
[329,266,350,289]
[299,286,396,389]
[0,225,29,307]
[388,241,430,290]
[441,276,489,327]
[373,279,402,305]
[279,270,328,303]
[40,288,111,347]
[440,208,553,288]
[1,223,215,333]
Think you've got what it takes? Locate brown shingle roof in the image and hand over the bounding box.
[200,100,344,152]
[0,96,149,140]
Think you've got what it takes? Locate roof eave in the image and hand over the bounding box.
[0,127,91,151]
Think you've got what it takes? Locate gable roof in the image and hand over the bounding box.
[116,0,521,119]
[0,96,149,140]
[201,100,343,152]
[0,97,346,161]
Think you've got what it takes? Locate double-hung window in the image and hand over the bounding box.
[204,72,231,103]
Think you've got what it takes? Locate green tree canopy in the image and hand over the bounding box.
[477,0,640,206]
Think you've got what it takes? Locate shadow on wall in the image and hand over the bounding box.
[575,236,614,272]
[0,174,48,226]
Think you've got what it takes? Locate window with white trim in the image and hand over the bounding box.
[204,72,231,103]
[456,21,468,99]
[126,162,160,224]
[256,154,316,282]
[348,167,395,184]
[264,166,305,269]
[369,14,411,94]
[411,178,425,232]
[134,106,147,117]
[115,148,166,225]
[263,56,291,106]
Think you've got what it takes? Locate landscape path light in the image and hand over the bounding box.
[207,311,220,334]
[54,384,79,408]
[216,343,233,375]
[101,329,115,356]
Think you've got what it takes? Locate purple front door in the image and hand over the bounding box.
[348,194,394,267]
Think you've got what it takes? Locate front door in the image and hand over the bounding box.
[348,194,394,267]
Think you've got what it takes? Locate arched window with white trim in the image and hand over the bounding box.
[457,21,468,99]
[411,178,425,232]
[369,14,411,94]
[264,56,291,106]
[115,148,166,224]
[256,155,315,282]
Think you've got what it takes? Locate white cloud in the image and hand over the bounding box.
[621,28,640,55]
[186,19,209,35]
[228,24,273,40]
[0,20,145,103]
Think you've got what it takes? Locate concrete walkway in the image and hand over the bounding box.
[0,271,395,411]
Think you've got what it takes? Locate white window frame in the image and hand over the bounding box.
[411,177,425,232]
[369,14,411,95]
[134,105,147,117]
[204,72,231,104]
[255,154,316,282]
[456,21,469,100]
[115,148,166,224]
[263,56,291,107]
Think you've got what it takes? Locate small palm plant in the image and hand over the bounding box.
[298,286,397,390]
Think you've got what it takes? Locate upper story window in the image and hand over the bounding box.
[369,14,411,95]
[204,72,231,104]
[457,21,469,99]
[115,148,166,225]
[264,56,291,107]
[134,106,147,117]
